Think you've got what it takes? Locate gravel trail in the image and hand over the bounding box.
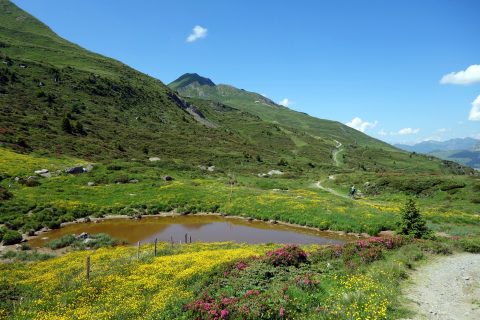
[403,253,480,319]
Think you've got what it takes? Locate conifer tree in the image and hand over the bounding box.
[62,117,73,134]
[398,198,429,238]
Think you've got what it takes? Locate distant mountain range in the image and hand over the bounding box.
[395,138,480,169]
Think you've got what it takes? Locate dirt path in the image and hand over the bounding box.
[315,180,350,199]
[403,253,480,319]
[332,140,343,167]
[314,140,351,199]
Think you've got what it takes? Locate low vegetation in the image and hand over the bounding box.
[45,233,125,250]
[1,237,471,319]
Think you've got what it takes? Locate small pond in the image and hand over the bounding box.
[28,215,354,247]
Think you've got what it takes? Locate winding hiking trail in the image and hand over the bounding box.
[315,180,350,199]
[315,140,351,199]
[332,140,343,167]
[403,253,480,320]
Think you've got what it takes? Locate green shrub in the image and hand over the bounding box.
[46,233,124,250]
[440,181,466,191]
[459,238,480,253]
[72,233,125,249]
[0,186,12,200]
[398,199,430,239]
[2,230,22,245]
[419,240,452,255]
[1,250,53,261]
[0,279,22,318]
[46,234,76,249]
[47,220,61,229]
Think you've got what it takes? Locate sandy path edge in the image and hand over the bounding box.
[402,253,480,320]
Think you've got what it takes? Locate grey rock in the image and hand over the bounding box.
[84,163,94,172]
[149,157,161,162]
[76,232,89,240]
[65,166,85,174]
[34,169,49,175]
[267,170,283,175]
[87,181,96,186]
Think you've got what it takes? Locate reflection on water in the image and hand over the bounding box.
[28,215,353,247]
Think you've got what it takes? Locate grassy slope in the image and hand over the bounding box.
[169,75,474,175]
[0,0,478,238]
[0,0,332,170]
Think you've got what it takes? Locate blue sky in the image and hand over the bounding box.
[13,0,480,144]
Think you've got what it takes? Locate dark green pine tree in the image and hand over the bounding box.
[398,198,430,238]
[62,117,73,134]
[75,121,86,135]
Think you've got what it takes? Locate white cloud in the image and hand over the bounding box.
[440,65,480,85]
[378,129,388,136]
[398,128,420,135]
[469,95,480,121]
[186,25,207,43]
[346,117,378,133]
[278,98,290,107]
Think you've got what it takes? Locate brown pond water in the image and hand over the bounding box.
[28,215,354,247]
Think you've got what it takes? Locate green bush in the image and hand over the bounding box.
[2,230,22,245]
[46,233,124,250]
[419,240,452,255]
[46,234,76,249]
[459,238,480,253]
[1,250,53,261]
[0,186,13,200]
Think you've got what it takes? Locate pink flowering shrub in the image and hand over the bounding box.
[186,290,289,320]
[294,273,321,289]
[185,293,237,320]
[265,245,308,267]
[355,236,403,250]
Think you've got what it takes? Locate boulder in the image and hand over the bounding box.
[76,232,89,240]
[162,175,174,181]
[65,166,85,174]
[149,157,161,162]
[34,169,49,175]
[87,181,96,186]
[129,179,139,183]
[207,166,215,172]
[84,163,94,172]
[268,170,283,175]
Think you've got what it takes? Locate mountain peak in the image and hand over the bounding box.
[169,73,215,90]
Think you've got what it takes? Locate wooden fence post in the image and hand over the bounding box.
[190,235,192,243]
[86,256,90,281]
[171,236,174,248]
[154,238,157,257]
[137,241,140,259]
[185,233,188,244]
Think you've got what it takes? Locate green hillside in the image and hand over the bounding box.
[170,73,393,149]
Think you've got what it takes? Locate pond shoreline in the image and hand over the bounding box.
[23,211,370,245]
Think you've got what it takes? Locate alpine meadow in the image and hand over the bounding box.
[1,1,479,319]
